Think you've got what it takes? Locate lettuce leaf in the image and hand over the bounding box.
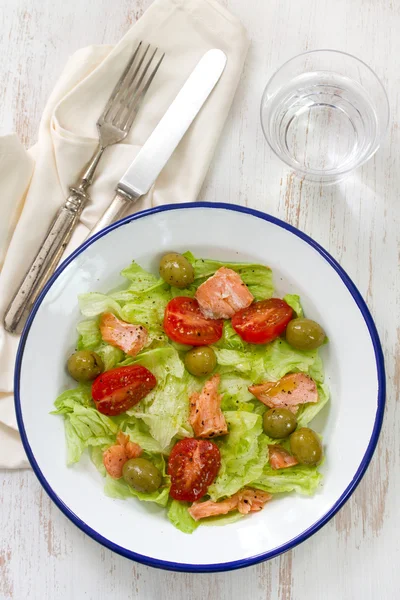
[252,463,323,495]
[96,345,124,371]
[124,346,184,381]
[215,321,245,351]
[182,251,274,300]
[283,294,304,317]
[63,420,86,465]
[167,499,245,534]
[130,372,194,450]
[297,383,330,428]
[123,348,194,449]
[120,261,164,293]
[201,512,245,527]
[214,348,254,374]
[79,264,170,344]
[263,338,324,381]
[103,262,172,340]
[53,387,118,464]
[104,453,170,506]
[90,446,107,476]
[75,318,124,370]
[104,476,169,506]
[218,373,255,412]
[308,352,325,384]
[52,384,93,412]
[78,293,123,318]
[122,416,165,454]
[167,500,199,534]
[214,316,324,390]
[119,289,170,341]
[214,346,266,382]
[207,411,269,501]
[76,319,102,350]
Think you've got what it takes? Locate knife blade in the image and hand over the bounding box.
[89,48,227,236]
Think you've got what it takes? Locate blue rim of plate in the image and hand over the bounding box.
[14,202,385,573]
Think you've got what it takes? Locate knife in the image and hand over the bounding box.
[89,48,227,237]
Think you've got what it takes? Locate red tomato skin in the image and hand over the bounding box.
[163,297,223,346]
[231,298,293,344]
[168,438,221,502]
[92,365,156,416]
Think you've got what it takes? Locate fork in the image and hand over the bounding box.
[4,41,164,334]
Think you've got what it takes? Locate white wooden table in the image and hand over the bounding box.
[1,0,399,598]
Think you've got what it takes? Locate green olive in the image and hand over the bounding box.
[122,458,162,493]
[67,350,104,382]
[290,427,323,465]
[159,252,194,288]
[184,346,217,377]
[286,318,326,350]
[263,408,297,439]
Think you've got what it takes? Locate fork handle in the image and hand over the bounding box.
[3,189,89,334]
[88,188,141,238]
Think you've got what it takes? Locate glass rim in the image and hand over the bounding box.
[260,49,390,177]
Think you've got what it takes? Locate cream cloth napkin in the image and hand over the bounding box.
[0,0,249,468]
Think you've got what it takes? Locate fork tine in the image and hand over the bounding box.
[104,44,150,124]
[121,52,165,132]
[100,41,142,120]
[122,44,152,99]
[104,44,151,122]
[113,46,158,126]
[126,46,158,99]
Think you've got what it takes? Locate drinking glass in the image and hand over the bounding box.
[260,50,389,184]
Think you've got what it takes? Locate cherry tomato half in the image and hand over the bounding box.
[168,438,221,502]
[163,297,223,346]
[231,298,293,344]
[92,365,156,416]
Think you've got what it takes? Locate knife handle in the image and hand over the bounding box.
[3,190,88,334]
[88,189,141,238]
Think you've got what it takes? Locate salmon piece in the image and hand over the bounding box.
[249,373,318,413]
[103,431,143,478]
[189,374,228,438]
[125,441,143,459]
[103,445,127,479]
[237,488,273,514]
[116,431,143,458]
[188,488,272,521]
[189,495,238,520]
[100,312,148,357]
[116,431,129,446]
[195,267,254,320]
[116,431,143,459]
[268,445,299,470]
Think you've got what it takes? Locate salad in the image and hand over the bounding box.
[53,251,329,533]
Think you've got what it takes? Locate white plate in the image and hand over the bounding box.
[15,203,385,572]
